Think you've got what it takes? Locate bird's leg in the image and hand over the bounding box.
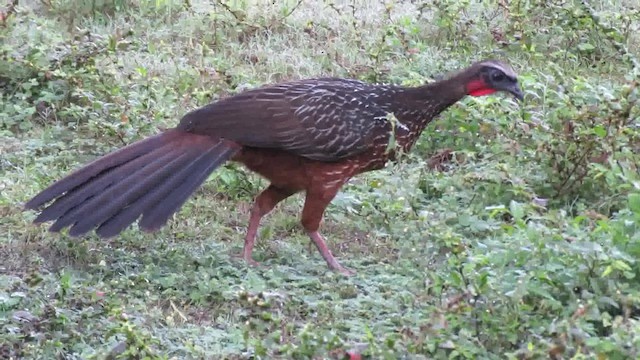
[301,187,355,276]
[243,185,295,265]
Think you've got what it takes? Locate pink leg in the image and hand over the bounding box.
[243,185,295,265]
[301,186,354,276]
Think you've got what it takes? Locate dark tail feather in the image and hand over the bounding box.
[33,143,176,224]
[25,133,168,210]
[95,142,236,237]
[61,149,192,235]
[25,129,240,238]
[139,142,237,231]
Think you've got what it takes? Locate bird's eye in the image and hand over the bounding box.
[491,72,505,82]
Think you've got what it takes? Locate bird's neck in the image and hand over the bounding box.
[381,74,471,155]
[401,73,470,111]
[390,74,470,134]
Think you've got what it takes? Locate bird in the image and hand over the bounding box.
[24,59,523,276]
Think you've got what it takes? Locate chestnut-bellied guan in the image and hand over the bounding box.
[25,59,523,275]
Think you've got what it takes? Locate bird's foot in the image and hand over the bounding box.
[231,252,263,268]
[307,230,356,276]
[333,264,356,277]
[243,256,262,268]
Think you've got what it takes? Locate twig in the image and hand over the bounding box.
[278,0,304,22]
[215,0,243,22]
[0,0,19,27]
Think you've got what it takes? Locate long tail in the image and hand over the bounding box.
[24,129,240,238]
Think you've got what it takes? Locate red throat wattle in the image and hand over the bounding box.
[466,79,496,97]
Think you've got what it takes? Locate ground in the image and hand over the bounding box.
[1,0,640,359]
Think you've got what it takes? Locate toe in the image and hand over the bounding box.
[336,266,356,276]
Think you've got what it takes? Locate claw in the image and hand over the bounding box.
[244,257,262,268]
[335,266,356,276]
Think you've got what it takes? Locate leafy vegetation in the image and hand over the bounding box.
[1,0,639,358]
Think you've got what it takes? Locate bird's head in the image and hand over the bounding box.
[462,59,524,101]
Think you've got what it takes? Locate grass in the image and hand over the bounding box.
[1,0,640,359]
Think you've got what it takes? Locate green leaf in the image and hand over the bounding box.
[509,200,525,220]
[578,43,595,52]
[592,124,607,138]
[612,260,632,272]
[628,193,640,213]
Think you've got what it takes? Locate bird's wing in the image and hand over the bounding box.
[177,79,398,161]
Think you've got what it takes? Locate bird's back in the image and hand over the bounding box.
[178,77,405,162]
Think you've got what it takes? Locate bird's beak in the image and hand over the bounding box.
[510,83,524,101]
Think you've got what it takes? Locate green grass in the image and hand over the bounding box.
[2,0,640,359]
